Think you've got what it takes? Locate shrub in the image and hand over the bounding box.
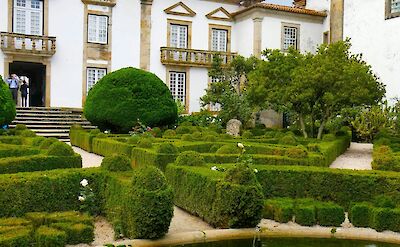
[192,132,202,140]
[242,130,253,139]
[286,146,308,158]
[124,166,174,239]
[0,227,31,247]
[374,138,391,147]
[150,127,162,138]
[50,223,94,244]
[137,138,152,149]
[39,138,58,149]
[349,202,372,227]
[225,164,258,186]
[127,135,140,144]
[32,136,46,146]
[25,212,48,227]
[374,195,396,208]
[315,202,345,227]
[35,226,66,247]
[89,129,101,136]
[263,198,294,223]
[220,133,234,139]
[294,204,316,226]
[176,126,191,135]
[0,78,15,126]
[322,134,336,141]
[372,145,398,171]
[279,135,297,145]
[84,67,178,132]
[370,207,400,232]
[96,133,107,139]
[101,154,132,172]
[216,145,241,155]
[47,142,75,156]
[15,124,27,131]
[181,134,193,141]
[20,129,36,137]
[203,135,217,142]
[156,143,177,154]
[176,151,205,167]
[209,144,220,153]
[162,130,176,138]
[307,144,321,153]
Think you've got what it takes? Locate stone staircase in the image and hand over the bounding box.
[10,107,96,142]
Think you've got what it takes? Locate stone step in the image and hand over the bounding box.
[33,129,70,133]
[9,124,95,129]
[36,132,70,137]
[14,117,89,122]
[16,107,82,112]
[16,113,83,118]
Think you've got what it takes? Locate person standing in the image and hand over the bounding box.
[6,74,19,104]
[20,80,29,107]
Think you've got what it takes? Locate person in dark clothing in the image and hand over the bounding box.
[20,80,29,107]
[6,74,19,104]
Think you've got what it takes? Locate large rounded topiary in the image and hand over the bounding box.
[84,67,178,133]
[0,76,16,126]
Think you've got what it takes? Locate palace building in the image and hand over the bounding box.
[0,0,398,112]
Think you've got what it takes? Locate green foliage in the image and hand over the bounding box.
[156,143,177,154]
[176,151,205,167]
[35,226,66,247]
[263,198,294,223]
[181,134,193,141]
[371,207,400,232]
[84,67,178,133]
[101,154,132,172]
[50,222,94,244]
[279,135,297,145]
[294,203,316,226]
[242,130,253,139]
[20,129,36,137]
[248,41,385,139]
[137,138,153,149]
[216,144,241,154]
[203,135,217,142]
[47,142,75,156]
[224,164,258,186]
[286,146,308,159]
[150,127,162,137]
[39,138,58,149]
[349,202,372,228]
[372,145,400,171]
[315,202,345,227]
[0,227,31,247]
[162,129,176,138]
[0,76,16,126]
[127,135,140,144]
[374,195,396,208]
[322,134,336,141]
[176,126,191,135]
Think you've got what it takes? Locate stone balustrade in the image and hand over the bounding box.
[0,32,56,57]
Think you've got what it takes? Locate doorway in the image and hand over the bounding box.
[9,61,46,107]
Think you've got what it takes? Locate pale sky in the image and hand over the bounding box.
[264,0,293,6]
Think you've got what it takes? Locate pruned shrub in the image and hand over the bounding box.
[96,133,107,139]
[242,130,253,139]
[20,130,36,137]
[370,207,400,232]
[263,198,294,223]
[127,135,140,144]
[150,127,162,138]
[32,136,46,146]
[39,138,58,149]
[315,202,345,227]
[203,135,217,142]
[372,145,398,171]
[216,144,241,155]
[15,124,27,131]
[176,151,205,167]
[101,154,132,172]
[349,202,372,227]
[162,130,176,138]
[35,226,66,247]
[307,143,321,153]
[374,138,391,147]
[156,143,177,154]
[181,134,193,141]
[137,138,152,149]
[322,134,336,141]
[225,164,258,186]
[47,142,75,157]
[279,135,297,145]
[286,146,308,158]
[294,204,316,226]
[84,67,177,133]
[176,126,191,135]
[374,195,396,209]
[50,223,94,245]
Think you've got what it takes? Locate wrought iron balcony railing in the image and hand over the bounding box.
[160,47,237,68]
[0,32,56,57]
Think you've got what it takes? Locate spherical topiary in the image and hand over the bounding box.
[0,76,16,127]
[131,166,168,191]
[127,135,141,144]
[84,67,177,133]
[20,129,36,137]
[279,135,297,145]
[138,138,153,148]
[101,154,132,172]
[191,131,202,140]
[162,130,176,138]
[156,143,177,154]
[181,134,193,141]
[216,144,241,155]
[203,135,217,142]
[47,142,75,156]
[225,164,258,186]
[176,151,205,166]
[242,130,253,139]
[39,137,59,149]
[176,126,191,135]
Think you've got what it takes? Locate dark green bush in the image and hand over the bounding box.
[20,129,36,137]
[150,127,162,138]
[35,226,66,247]
[374,138,391,146]
[285,146,308,158]
[307,143,321,153]
[315,202,345,227]
[123,166,174,239]
[0,227,31,247]
[192,132,202,140]
[371,207,400,232]
[216,144,241,155]
[156,143,177,154]
[176,126,191,135]
[263,198,294,223]
[51,222,94,244]
[47,142,75,156]
[176,151,205,167]
[279,135,297,145]
[137,138,152,149]
[84,67,177,132]
[374,195,396,208]
[25,212,48,227]
[225,164,258,186]
[32,136,46,146]
[162,130,176,138]
[39,138,58,150]
[0,76,16,126]
[349,202,372,227]
[181,134,193,141]
[323,134,336,141]
[15,124,27,131]
[101,154,132,172]
[372,145,400,171]
[242,130,253,139]
[294,204,316,226]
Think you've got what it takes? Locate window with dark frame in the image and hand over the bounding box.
[87,14,108,44]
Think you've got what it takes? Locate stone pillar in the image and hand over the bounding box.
[252,17,263,58]
[140,0,153,71]
[330,0,344,43]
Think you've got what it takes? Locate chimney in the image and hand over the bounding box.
[293,0,306,8]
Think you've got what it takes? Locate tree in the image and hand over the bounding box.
[0,75,16,127]
[248,40,385,139]
[201,55,259,125]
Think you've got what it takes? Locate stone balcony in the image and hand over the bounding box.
[160,47,237,68]
[0,32,56,57]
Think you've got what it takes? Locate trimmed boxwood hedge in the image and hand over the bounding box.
[0,75,16,126]
[84,67,178,132]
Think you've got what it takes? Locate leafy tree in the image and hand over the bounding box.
[248,40,385,139]
[0,75,16,126]
[201,55,259,125]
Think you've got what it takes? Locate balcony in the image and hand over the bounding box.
[81,0,116,7]
[0,32,56,57]
[160,47,237,68]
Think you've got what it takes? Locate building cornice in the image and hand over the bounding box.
[232,3,327,18]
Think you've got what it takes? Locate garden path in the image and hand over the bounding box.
[69,145,104,168]
[329,142,373,170]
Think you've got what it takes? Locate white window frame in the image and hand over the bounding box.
[87,68,106,93]
[281,23,300,51]
[211,28,228,52]
[392,0,400,13]
[87,14,108,44]
[13,0,43,35]
[170,24,188,49]
[169,71,186,105]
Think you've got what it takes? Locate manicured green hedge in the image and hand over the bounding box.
[35,226,66,247]
[315,202,344,227]
[263,198,294,223]
[92,138,134,157]
[165,164,263,228]
[256,165,400,209]
[0,226,32,246]
[0,154,82,174]
[69,128,93,152]
[0,144,40,158]
[131,148,176,171]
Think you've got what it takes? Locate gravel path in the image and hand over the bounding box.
[69,145,103,168]
[330,142,373,170]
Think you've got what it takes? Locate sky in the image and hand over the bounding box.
[264,0,293,6]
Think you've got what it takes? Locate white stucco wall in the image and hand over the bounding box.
[343,0,400,100]
[111,0,141,70]
[189,67,209,112]
[234,17,254,57]
[48,0,84,107]
[0,0,7,78]
[307,0,330,33]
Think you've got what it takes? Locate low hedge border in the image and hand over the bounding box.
[350,203,400,232]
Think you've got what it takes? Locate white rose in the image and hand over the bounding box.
[78,196,85,202]
[254,169,258,173]
[80,179,88,187]
[211,166,218,171]
[238,143,244,149]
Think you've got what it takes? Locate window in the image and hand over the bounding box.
[211,28,228,52]
[13,0,43,35]
[169,72,186,105]
[392,0,400,13]
[87,68,106,92]
[88,14,108,44]
[386,0,400,19]
[170,24,188,48]
[282,23,300,51]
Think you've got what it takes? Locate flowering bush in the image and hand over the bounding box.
[78,179,100,216]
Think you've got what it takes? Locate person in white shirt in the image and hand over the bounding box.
[7,74,19,104]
